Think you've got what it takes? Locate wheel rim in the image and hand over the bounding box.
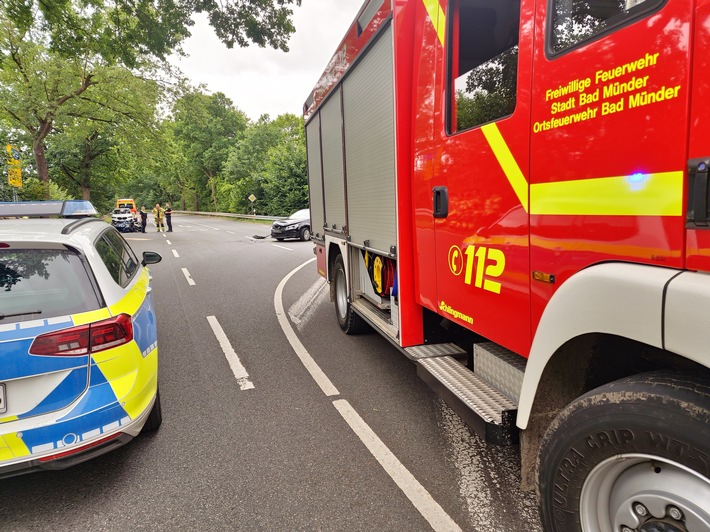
[335,267,348,321]
[303,228,311,240]
[580,453,710,532]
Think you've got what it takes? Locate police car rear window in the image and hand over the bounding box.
[0,249,102,324]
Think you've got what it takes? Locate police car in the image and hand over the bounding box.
[0,200,162,478]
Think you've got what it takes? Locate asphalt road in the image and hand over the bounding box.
[0,214,541,531]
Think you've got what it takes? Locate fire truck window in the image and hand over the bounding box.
[449,0,520,133]
[550,0,662,53]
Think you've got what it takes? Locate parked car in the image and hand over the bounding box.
[0,200,162,479]
[111,207,139,232]
[271,209,311,241]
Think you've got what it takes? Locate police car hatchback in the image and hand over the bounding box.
[0,200,162,478]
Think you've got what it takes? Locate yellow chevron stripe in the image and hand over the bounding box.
[422,0,445,46]
[482,123,529,211]
[97,269,157,420]
[531,171,684,216]
[481,123,683,217]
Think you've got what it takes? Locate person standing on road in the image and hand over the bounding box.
[164,203,173,232]
[139,205,148,233]
[152,203,165,232]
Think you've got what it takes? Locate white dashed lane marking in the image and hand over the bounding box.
[181,268,196,286]
[206,316,254,391]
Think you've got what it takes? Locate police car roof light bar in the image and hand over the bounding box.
[0,200,98,218]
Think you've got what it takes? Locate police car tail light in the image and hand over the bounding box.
[90,314,133,353]
[29,314,133,356]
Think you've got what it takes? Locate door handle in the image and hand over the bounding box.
[433,186,448,219]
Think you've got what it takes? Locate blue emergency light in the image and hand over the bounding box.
[0,200,98,218]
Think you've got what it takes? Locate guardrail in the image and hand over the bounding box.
[173,210,282,222]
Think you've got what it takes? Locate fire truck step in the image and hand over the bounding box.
[474,342,526,404]
[404,343,467,360]
[417,356,519,445]
[351,299,398,340]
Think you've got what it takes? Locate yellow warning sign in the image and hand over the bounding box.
[6,144,22,188]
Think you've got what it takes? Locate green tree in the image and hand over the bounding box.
[4,0,303,67]
[0,20,100,187]
[45,67,161,210]
[172,91,248,211]
[1,0,301,193]
[220,113,305,214]
[260,114,307,216]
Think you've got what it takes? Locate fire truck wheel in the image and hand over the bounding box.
[538,370,710,532]
[333,254,368,334]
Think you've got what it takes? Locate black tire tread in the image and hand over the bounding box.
[539,370,710,532]
[333,255,369,335]
[142,389,162,432]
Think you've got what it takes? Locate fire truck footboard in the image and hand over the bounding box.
[417,356,519,445]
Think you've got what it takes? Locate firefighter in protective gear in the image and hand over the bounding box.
[152,203,165,232]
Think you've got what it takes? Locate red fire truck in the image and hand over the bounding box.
[304,0,710,529]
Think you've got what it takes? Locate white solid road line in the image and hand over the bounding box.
[181,267,196,286]
[274,258,339,396]
[333,399,462,532]
[206,316,255,391]
[276,259,462,532]
[272,244,293,251]
[172,249,179,258]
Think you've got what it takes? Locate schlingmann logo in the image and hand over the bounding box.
[439,301,473,324]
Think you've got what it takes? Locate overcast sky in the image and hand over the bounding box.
[170,1,365,121]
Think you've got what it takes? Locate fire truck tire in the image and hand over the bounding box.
[333,254,368,334]
[538,371,710,532]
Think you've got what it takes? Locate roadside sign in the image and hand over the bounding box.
[6,145,22,188]
[248,194,257,203]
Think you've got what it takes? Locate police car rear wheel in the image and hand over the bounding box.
[538,371,710,532]
[143,389,162,432]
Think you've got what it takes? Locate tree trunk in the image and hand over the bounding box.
[209,176,218,212]
[81,186,91,200]
[33,139,50,199]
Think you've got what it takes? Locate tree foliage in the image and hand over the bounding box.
[4,0,302,67]
[0,0,304,207]
[220,113,306,216]
[171,91,248,211]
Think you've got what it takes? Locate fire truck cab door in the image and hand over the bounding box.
[687,0,710,271]
[529,0,692,327]
[417,0,534,356]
